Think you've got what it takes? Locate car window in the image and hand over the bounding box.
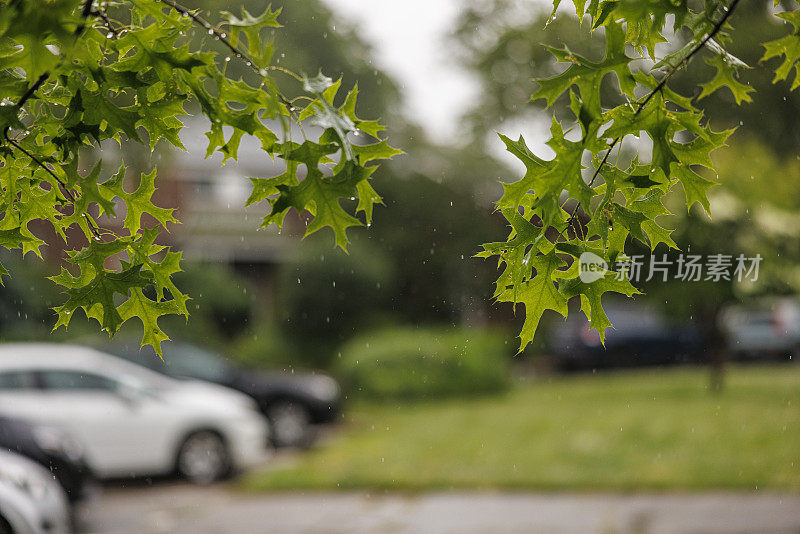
[39,370,119,392]
[165,345,233,382]
[0,370,37,390]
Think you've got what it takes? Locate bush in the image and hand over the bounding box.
[338,326,511,400]
[230,325,299,370]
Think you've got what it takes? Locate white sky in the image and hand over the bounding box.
[321,0,480,144]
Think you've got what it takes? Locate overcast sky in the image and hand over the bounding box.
[320,0,480,143]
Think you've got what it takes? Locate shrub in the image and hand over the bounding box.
[230,325,299,370]
[338,326,511,400]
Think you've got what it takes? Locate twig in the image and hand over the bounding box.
[2,0,104,240]
[2,131,102,239]
[556,0,741,243]
[154,0,299,112]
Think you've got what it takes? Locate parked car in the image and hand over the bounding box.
[102,341,341,448]
[719,297,800,360]
[0,416,94,503]
[548,303,703,371]
[0,344,269,484]
[0,449,71,534]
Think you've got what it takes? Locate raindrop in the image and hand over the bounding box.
[246,61,251,67]
[220,32,226,38]
[297,278,301,284]
[106,32,114,39]
[225,56,231,62]
[259,69,268,76]
[349,196,355,201]
[208,28,214,35]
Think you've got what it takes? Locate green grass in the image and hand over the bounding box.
[242,365,800,492]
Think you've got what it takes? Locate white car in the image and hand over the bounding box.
[0,449,71,534]
[0,344,269,483]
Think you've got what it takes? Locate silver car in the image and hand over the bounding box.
[0,449,71,534]
[719,297,800,360]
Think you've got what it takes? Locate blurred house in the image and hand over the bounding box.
[162,117,300,265]
[151,117,311,315]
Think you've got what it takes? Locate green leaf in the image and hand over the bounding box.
[105,167,178,234]
[671,162,717,214]
[557,269,641,344]
[479,209,545,301]
[222,5,282,66]
[762,9,800,91]
[267,159,369,250]
[698,54,755,105]
[532,21,634,114]
[497,250,568,352]
[53,264,153,334]
[118,288,189,358]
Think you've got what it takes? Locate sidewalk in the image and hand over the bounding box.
[81,484,800,534]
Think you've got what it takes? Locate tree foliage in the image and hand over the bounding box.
[0,0,398,355]
[478,0,800,351]
[3,0,800,358]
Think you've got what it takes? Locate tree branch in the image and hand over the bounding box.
[559,0,741,243]
[155,0,299,111]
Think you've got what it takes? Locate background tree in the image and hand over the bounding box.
[463,0,800,350]
[453,1,800,354]
[0,0,399,355]
[3,0,800,355]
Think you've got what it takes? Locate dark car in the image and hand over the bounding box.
[102,341,340,448]
[548,304,704,371]
[0,415,95,503]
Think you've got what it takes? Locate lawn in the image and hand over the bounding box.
[242,365,800,492]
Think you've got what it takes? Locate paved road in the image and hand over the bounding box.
[78,483,800,534]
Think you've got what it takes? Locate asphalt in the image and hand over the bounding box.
[78,483,800,534]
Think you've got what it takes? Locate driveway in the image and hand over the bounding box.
[79,483,800,534]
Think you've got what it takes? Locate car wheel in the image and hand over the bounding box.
[267,401,312,448]
[176,431,230,484]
